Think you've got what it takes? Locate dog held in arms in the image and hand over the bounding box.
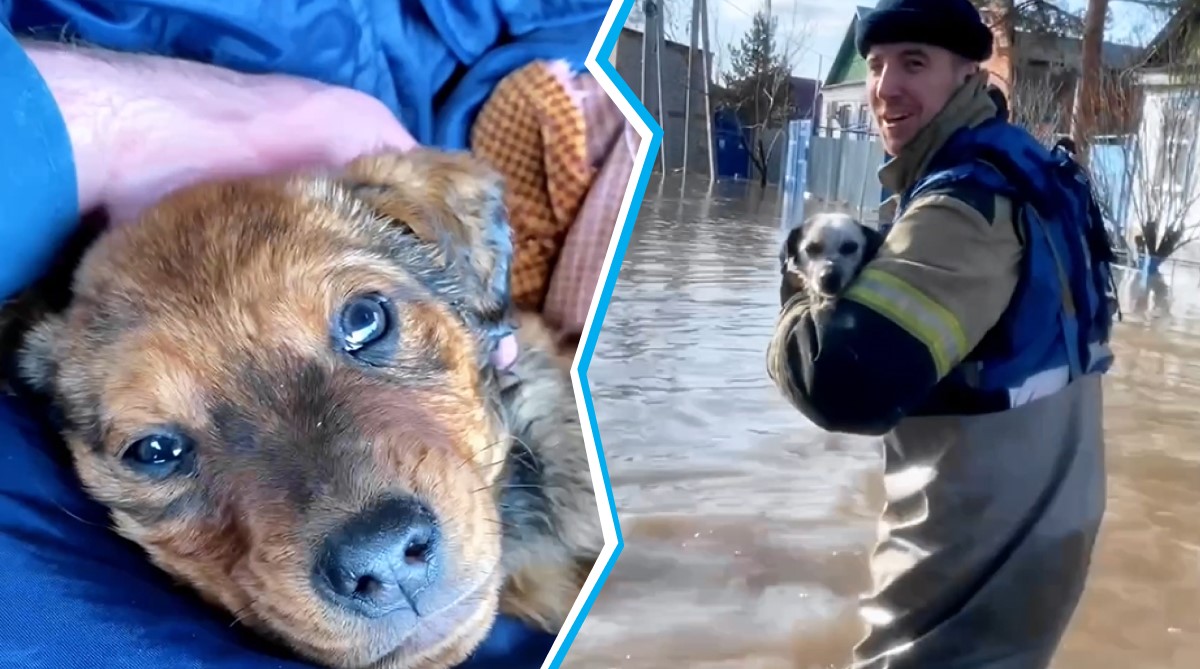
[778,211,884,308]
[0,150,603,669]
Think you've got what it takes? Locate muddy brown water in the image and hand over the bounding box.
[564,178,1200,669]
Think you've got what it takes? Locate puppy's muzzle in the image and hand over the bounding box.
[313,496,442,619]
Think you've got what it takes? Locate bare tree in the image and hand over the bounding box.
[972,0,1089,147]
[1089,59,1200,264]
[978,0,1018,85]
[1070,0,1199,165]
[1009,67,1071,143]
[975,0,1089,47]
[714,11,807,186]
[1011,0,1088,36]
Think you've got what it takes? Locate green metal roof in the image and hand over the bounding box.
[825,6,873,87]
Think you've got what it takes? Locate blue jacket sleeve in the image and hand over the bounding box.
[0,396,320,669]
[0,24,78,302]
[2,0,608,151]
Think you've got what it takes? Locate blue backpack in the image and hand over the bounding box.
[893,118,1119,396]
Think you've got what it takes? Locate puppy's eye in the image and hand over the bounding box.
[338,294,391,352]
[334,293,399,366]
[839,241,860,255]
[804,242,823,256]
[122,432,194,478]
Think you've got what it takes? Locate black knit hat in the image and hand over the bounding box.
[856,0,994,62]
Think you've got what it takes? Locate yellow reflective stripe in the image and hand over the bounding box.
[844,268,969,378]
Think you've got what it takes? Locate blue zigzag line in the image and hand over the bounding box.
[538,0,664,667]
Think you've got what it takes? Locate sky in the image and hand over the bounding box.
[636,0,1172,81]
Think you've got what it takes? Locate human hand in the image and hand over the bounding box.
[23,40,419,224]
[20,41,523,369]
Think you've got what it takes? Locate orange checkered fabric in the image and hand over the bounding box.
[471,61,637,343]
[471,61,593,315]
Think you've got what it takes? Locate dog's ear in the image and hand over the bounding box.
[338,150,515,340]
[861,225,886,265]
[779,223,806,271]
[1,211,110,400]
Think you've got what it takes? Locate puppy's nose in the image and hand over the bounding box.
[817,267,843,294]
[314,496,441,618]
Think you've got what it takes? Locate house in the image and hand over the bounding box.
[1118,2,1200,261]
[786,75,823,126]
[983,23,1142,140]
[821,4,1142,139]
[821,6,876,139]
[611,26,716,175]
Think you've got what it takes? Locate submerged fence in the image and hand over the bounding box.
[780,123,887,228]
[781,122,1133,236]
[779,120,811,230]
[805,128,889,223]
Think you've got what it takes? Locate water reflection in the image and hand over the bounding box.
[1121,269,1172,323]
[567,176,1200,669]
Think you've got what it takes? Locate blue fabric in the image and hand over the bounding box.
[0,0,611,662]
[2,0,608,149]
[0,24,77,302]
[897,118,1118,399]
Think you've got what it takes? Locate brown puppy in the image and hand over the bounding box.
[0,150,603,669]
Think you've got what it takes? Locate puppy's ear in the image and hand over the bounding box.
[7,307,74,436]
[14,314,66,395]
[339,150,515,340]
[1,211,109,399]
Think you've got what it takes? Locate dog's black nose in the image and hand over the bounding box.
[314,496,441,618]
[817,267,843,295]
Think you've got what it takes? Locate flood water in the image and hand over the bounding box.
[565,177,1200,669]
